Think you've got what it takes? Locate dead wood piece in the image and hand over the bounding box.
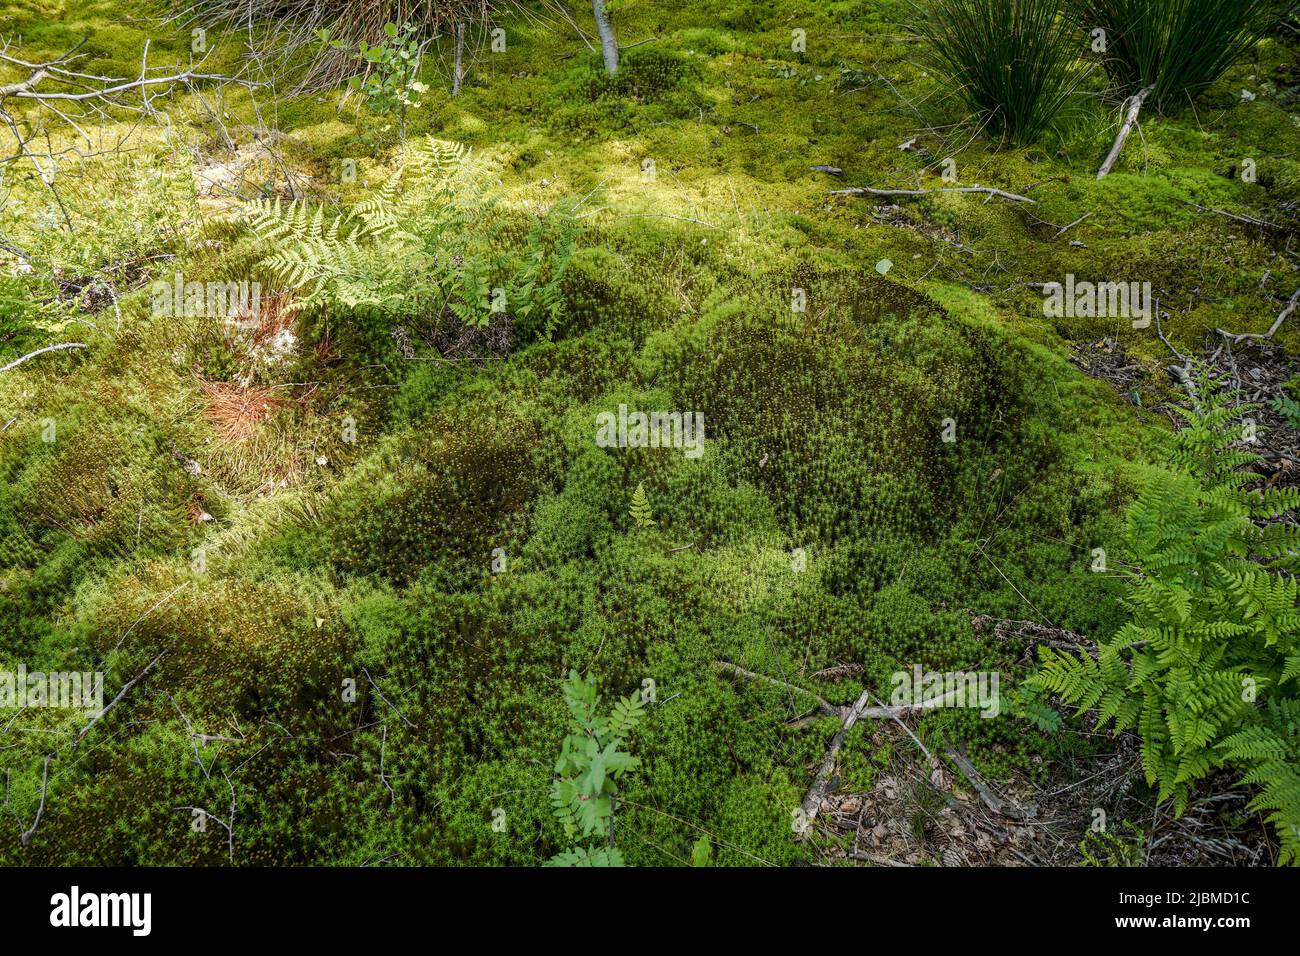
[832,185,1036,205]
[78,650,167,741]
[963,609,1095,656]
[1216,288,1300,344]
[798,687,873,835]
[714,661,838,717]
[0,342,87,374]
[1097,86,1154,180]
[947,747,1037,821]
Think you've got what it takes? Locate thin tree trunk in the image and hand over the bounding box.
[452,23,465,96]
[591,0,619,76]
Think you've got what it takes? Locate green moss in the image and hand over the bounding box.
[4,0,1288,867]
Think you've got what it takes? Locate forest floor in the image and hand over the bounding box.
[0,0,1297,866]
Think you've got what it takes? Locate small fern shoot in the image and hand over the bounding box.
[629,482,654,530]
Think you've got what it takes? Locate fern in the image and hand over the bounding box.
[1270,392,1300,431]
[1030,367,1300,863]
[629,482,654,529]
[244,136,579,337]
[1079,821,1147,867]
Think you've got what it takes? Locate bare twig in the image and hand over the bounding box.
[361,666,416,729]
[1216,288,1300,344]
[0,342,87,374]
[1055,213,1092,237]
[798,687,873,836]
[832,185,1036,205]
[714,661,839,717]
[18,754,52,846]
[1182,200,1284,232]
[77,651,166,741]
[946,747,1037,820]
[111,581,188,652]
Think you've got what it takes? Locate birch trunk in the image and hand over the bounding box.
[592,0,619,76]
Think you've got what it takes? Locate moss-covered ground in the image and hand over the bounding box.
[0,0,1296,865]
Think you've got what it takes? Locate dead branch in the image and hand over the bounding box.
[963,609,1096,657]
[18,754,52,847]
[361,666,417,729]
[716,660,971,721]
[379,723,395,804]
[798,687,873,835]
[1097,86,1155,180]
[714,661,839,717]
[811,662,864,681]
[1182,200,1284,232]
[174,778,235,862]
[1216,288,1300,344]
[946,747,1037,820]
[111,581,189,652]
[848,848,914,866]
[77,650,166,741]
[0,342,88,374]
[0,35,244,185]
[832,185,1036,204]
[1055,213,1091,237]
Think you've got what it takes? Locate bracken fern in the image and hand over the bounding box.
[1031,368,1300,864]
[245,136,577,338]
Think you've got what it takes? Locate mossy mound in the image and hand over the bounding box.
[320,400,549,587]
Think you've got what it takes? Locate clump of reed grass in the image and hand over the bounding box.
[172,0,521,89]
[910,0,1090,144]
[1071,0,1295,109]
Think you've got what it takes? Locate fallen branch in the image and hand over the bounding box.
[1055,212,1092,238]
[77,650,166,741]
[714,661,839,717]
[717,660,969,720]
[963,609,1096,657]
[0,342,87,374]
[1182,200,1284,232]
[1216,288,1300,344]
[946,747,1037,820]
[847,848,914,867]
[361,666,417,729]
[798,687,873,835]
[832,185,1036,205]
[111,581,188,652]
[18,754,52,847]
[1097,85,1155,180]
[796,692,970,835]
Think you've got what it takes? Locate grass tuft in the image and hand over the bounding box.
[1072,0,1296,108]
[910,0,1090,143]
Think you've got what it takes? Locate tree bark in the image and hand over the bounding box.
[592,0,619,76]
[452,23,465,96]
